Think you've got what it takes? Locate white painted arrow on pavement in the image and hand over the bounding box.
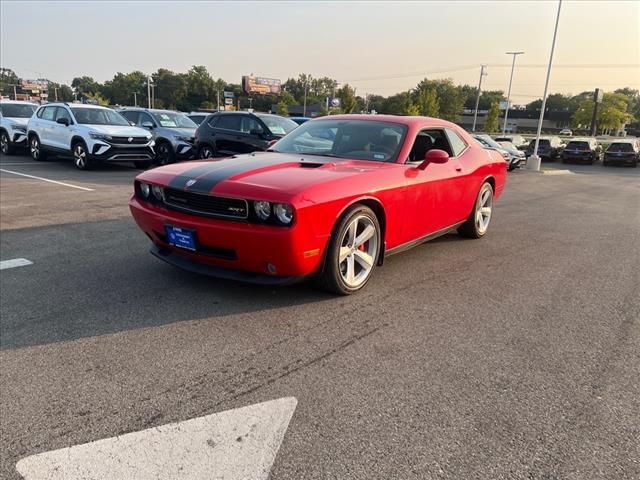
[16,397,297,480]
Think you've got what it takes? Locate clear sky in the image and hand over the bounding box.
[1,0,638,104]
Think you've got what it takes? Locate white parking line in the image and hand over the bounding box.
[17,397,298,480]
[0,169,95,191]
[0,258,33,270]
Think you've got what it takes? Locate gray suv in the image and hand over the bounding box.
[119,108,197,165]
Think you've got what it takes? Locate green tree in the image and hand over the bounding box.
[0,68,19,97]
[415,78,464,121]
[484,101,500,133]
[404,100,420,116]
[47,82,74,102]
[182,66,216,111]
[276,102,289,116]
[337,84,357,113]
[417,88,439,117]
[84,92,109,106]
[102,71,147,106]
[71,76,101,97]
[572,92,632,133]
[152,69,187,110]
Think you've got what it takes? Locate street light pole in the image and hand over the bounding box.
[471,65,487,132]
[303,79,308,117]
[147,76,151,109]
[529,0,562,171]
[133,92,137,107]
[502,51,524,135]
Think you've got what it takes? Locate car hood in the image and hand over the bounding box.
[86,125,151,137]
[138,152,397,200]
[4,117,30,126]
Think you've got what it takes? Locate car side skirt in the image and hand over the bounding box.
[384,221,465,258]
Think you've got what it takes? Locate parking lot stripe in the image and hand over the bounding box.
[16,397,298,480]
[0,169,95,191]
[0,258,33,270]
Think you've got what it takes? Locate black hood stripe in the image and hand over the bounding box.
[167,162,228,190]
[178,156,299,194]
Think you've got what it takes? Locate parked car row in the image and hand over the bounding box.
[473,134,525,171]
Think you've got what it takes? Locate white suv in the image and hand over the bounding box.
[27,103,155,170]
[0,100,38,155]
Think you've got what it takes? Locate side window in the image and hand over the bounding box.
[138,112,155,127]
[216,115,242,131]
[121,111,139,125]
[54,107,72,123]
[407,129,453,162]
[445,129,467,157]
[36,107,45,118]
[207,115,219,128]
[41,106,56,121]
[241,116,262,134]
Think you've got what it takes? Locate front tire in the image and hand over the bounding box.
[319,205,381,295]
[72,141,92,170]
[155,141,175,166]
[199,144,216,159]
[1,131,14,155]
[458,182,494,239]
[30,135,47,161]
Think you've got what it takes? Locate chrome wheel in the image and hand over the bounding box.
[0,132,8,154]
[475,184,493,235]
[200,146,214,159]
[338,215,378,289]
[30,137,40,159]
[74,144,87,169]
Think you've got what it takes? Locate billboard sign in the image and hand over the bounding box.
[223,91,234,98]
[242,75,281,95]
[224,97,233,105]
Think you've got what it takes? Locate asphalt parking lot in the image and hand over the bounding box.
[1,153,639,479]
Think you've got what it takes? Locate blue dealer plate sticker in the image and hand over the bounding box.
[165,225,196,251]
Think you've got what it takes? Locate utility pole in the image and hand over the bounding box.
[133,92,138,107]
[216,89,220,111]
[151,85,155,109]
[502,51,524,135]
[54,87,58,102]
[471,65,487,132]
[590,88,601,137]
[303,79,308,117]
[248,97,253,110]
[12,84,17,100]
[529,0,562,171]
[147,76,151,109]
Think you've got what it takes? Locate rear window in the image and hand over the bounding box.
[530,139,550,147]
[0,103,37,118]
[607,143,634,152]
[566,141,590,150]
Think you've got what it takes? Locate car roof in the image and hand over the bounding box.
[313,114,460,128]
[58,103,110,109]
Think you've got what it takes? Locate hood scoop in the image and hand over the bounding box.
[298,161,324,168]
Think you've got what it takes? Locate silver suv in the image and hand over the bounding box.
[27,103,154,170]
[0,100,38,155]
[118,108,197,165]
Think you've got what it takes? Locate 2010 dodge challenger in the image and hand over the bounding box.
[130,115,506,294]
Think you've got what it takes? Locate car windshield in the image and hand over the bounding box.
[153,111,197,128]
[0,103,37,118]
[607,142,634,152]
[271,119,407,162]
[71,108,130,126]
[257,114,298,136]
[566,141,590,150]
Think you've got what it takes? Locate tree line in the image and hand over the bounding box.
[1,66,637,133]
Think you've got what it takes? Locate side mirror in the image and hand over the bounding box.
[141,121,154,129]
[129,121,136,126]
[418,149,449,170]
[56,117,70,127]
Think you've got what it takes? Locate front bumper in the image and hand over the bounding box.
[130,196,328,279]
[174,142,196,160]
[11,131,27,146]
[91,144,155,163]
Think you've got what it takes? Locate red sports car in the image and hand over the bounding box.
[130,115,506,294]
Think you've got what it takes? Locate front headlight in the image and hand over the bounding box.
[89,132,112,141]
[139,182,150,198]
[10,123,26,132]
[274,203,293,225]
[254,201,271,220]
[152,185,164,201]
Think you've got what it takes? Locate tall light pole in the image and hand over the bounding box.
[303,78,309,117]
[132,92,138,107]
[529,0,562,171]
[502,51,524,135]
[147,76,151,109]
[471,65,487,132]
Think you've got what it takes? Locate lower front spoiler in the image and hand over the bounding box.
[150,245,305,286]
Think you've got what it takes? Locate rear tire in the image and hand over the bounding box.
[1,131,15,155]
[30,135,47,161]
[458,182,494,239]
[319,205,381,295]
[72,141,93,170]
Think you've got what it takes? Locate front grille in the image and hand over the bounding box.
[108,136,149,145]
[163,188,248,220]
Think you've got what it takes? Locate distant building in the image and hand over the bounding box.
[14,80,49,103]
[457,109,572,133]
[270,103,324,117]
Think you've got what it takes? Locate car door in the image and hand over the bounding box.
[51,106,74,150]
[240,115,269,153]
[38,106,57,147]
[138,112,158,141]
[213,114,243,155]
[403,128,466,240]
